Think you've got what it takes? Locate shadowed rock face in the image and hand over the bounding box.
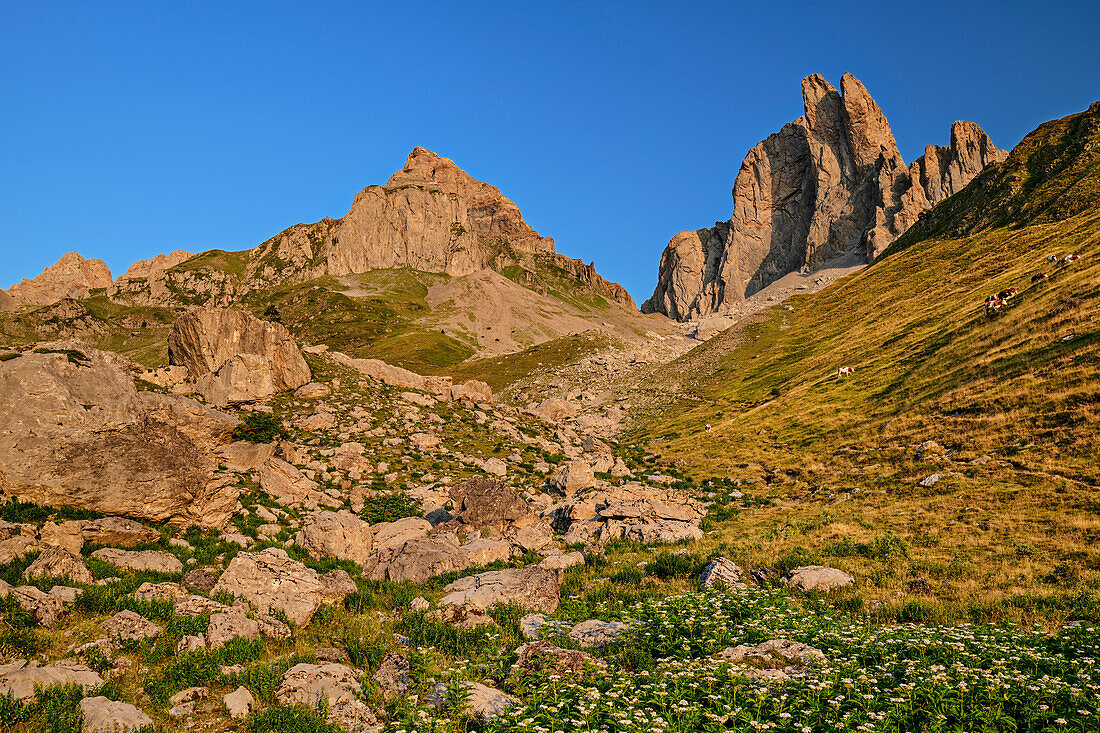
[643,73,1008,321]
[0,345,239,527]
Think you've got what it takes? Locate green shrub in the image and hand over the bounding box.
[245,705,340,733]
[644,551,709,580]
[232,413,287,444]
[358,492,421,524]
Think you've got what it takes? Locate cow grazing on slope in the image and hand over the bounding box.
[837,366,856,378]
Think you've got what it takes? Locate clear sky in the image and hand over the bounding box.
[3,1,1099,302]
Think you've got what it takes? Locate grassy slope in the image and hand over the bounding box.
[627,102,1100,619]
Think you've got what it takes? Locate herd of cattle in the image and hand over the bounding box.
[984,253,1081,316]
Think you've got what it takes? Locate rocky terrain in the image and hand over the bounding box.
[0,99,1098,733]
[642,73,1007,320]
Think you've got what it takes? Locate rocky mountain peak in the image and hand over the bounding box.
[1,252,112,310]
[643,73,1007,321]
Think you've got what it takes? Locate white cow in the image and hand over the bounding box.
[837,366,856,378]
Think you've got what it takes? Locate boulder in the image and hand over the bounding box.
[463,682,519,719]
[716,638,827,666]
[222,441,278,472]
[514,640,601,679]
[181,567,219,594]
[451,380,492,403]
[531,398,575,423]
[91,548,183,574]
[101,610,161,643]
[275,663,379,732]
[0,661,102,700]
[37,521,86,554]
[538,551,584,571]
[223,686,253,720]
[568,619,628,648]
[207,611,260,649]
[329,351,452,396]
[460,538,513,566]
[25,547,94,584]
[784,565,854,593]
[81,517,160,547]
[6,584,66,627]
[257,458,324,508]
[294,382,332,399]
[318,569,357,602]
[441,567,561,613]
[0,346,239,527]
[548,460,595,495]
[372,653,411,698]
[79,696,153,733]
[212,547,329,625]
[295,510,374,565]
[196,353,281,406]
[364,535,468,584]
[699,557,746,589]
[450,476,534,531]
[167,306,310,390]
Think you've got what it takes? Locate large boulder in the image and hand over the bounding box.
[79,696,154,733]
[195,353,279,407]
[449,476,534,531]
[0,661,102,700]
[784,565,854,593]
[441,567,561,613]
[92,548,183,574]
[275,663,378,733]
[168,306,310,390]
[212,547,332,625]
[256,458,324,508]
[0,345,239,527]
[294,510,374,566]
[363,535,468,584]
[548,460,595,495]
[101,610,162,643]
[24,546,94,584]
[81,517,160,548]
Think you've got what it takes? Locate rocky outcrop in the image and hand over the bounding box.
[1,253,112,310]
[0,344,240,527]
[328,351,452,396]
[114,250,193,283]
[550,482,705,545]
[168,307,311,404]
[643,73,1007,320]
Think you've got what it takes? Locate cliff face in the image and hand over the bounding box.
[1,253,112,311]
[642,73,1007,321]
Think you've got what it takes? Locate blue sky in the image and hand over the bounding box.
[2,1,1099,301]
